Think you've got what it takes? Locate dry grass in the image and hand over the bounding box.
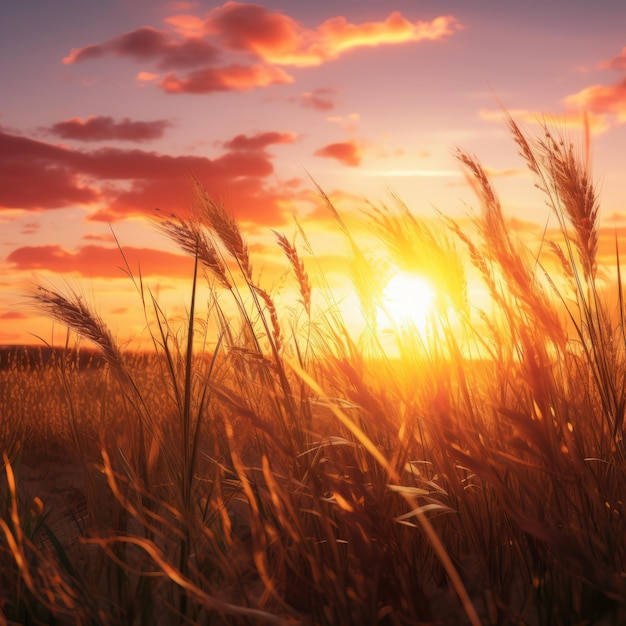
[1,118,625,625]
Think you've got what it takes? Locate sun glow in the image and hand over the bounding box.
[379,272,436,331]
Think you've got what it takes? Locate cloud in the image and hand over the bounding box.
[20,221,41,235]
[0,128,301,223]
[136,71,160,84]
[46,116,172,142]
[482,46,626,135]
[204,4,461,67]
[163,14,206,37]
[6,244,194,278]
[326,112,360,133]
[559,46,626,130]
[299,88,336,112]
[0,311,27,321]
[0,132,101,209]
[479,107,610,135]
[599,46,626,71]
[314,140,363,167]
[82,233,116,242]
[505,217,541,233]
[63,26,219,70]
[482,166,523,178]
[605,211,626,223]
[222,131,295,150]
[597,226,626,264]
[63,5,461,94]
[159,63,293,93]
[564,77,626,123]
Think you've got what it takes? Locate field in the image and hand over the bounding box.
[1,118,625,625]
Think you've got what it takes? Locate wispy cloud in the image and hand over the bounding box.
[299,88,337,112]
[45,116,172,142]
[6,244,193,278]
[481,47,626,135]
[359,169,461,178]
[479,107,610,135]
[20,221,41,235]
[599,46,626,71]
[203,4,461,67]
[82,232,116,242]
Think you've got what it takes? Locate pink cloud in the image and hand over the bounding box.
[63,26,218,70]
[598,227,626,262]
[136,71,160,83]
[20,221,41,235]
[0,128,302,223]
[565,77,626,123]
[159,63,292,93]
[63,5,461,94]
[164,13,207,38]
[82,233,116,242]
[0,133,100,209]
[299,88,336,112]
[223,131,295,150]
[6,244,194,279]
[47,116,172,142]
[479,107,610,136]
[317,12,459,56]
[599,47,626,71]
[204,4,461,67]
[0,311,27,321]
[314,140,363,167]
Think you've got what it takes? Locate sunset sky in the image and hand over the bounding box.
[2,1,626,346]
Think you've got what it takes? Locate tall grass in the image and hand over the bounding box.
[1,117,625,624]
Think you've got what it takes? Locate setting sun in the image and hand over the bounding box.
[380,272,436,331]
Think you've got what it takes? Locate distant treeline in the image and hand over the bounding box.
[0,345,107,371]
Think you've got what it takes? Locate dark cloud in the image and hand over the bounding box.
[64,26,218,69]
[47,116,172,142]
[0,133,100,209]
[0,129,301,223]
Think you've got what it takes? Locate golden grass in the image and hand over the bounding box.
[1,118,625,625]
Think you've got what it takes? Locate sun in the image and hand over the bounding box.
[379,272,436,331]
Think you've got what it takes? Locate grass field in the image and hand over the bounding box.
[1,117,625,625]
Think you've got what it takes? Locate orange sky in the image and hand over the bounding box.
[2,1,626,346]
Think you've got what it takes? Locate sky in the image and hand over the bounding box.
[2,0,626,346]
